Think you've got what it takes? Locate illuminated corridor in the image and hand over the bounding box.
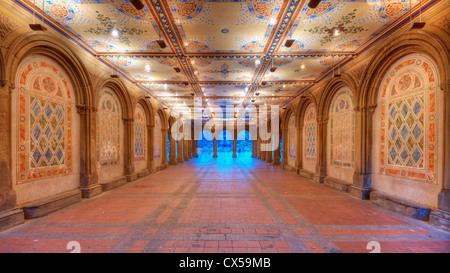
[0,154,448,253]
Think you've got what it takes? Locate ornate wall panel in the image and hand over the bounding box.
[378,55,439,184]
[134,104,146,162]
[97,89,121,166]
[16,56,74,184]
[288,113,296,167]
[154,112,162,166]
[329,88,355,168]
[304,103,317,162]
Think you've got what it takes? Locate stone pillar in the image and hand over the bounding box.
[161,128,168,167]
[281,129,288,168]
[169,129,177,165]
[430,80,450,232]
[76,104,102,198]
[0,80,23,232]
[257,137,262,159]
[193,140,198,158]
[351,105,374,199]
[147,124,155,172]
[213,138,218,158]
[313,118,327,183]
[252,140,257,158]
[261,140,267,161]
[295,126,302,173]
[177,137,184,163]
[123,118,137,182]
[273,131,281,165]
[183,139,189,161]
[232,127,237,158]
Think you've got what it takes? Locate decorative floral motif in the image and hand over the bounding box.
[84,11,147,47]
[303,9,368,46]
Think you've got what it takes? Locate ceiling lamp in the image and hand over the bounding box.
[144,64,151,72]
[156,39,167,48]
[111,28,120,38]
[130,0,145,10]
[173,67,181,73]
[269,59,277,72]
[308,0,322,9]
[29,0,47,31]
[285,39,295,47]
[409,0,426,30]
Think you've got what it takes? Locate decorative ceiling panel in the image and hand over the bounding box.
[17,0,432,119]
[262,55,343,81]
[103,55,187,81]
[279,0,420,53]
[169,0,284,53]
[193,57,262,81]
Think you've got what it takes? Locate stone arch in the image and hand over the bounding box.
[318,75,358,122]
[359,32,450,108]
[5,33,92,106]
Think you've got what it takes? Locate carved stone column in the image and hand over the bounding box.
[123,118,137,182]
[252,140,257,158]
[313,118,327,183]
[213,138,218,158]
[232,127,237,158]
[169,129,177,165]
[161,128,168,167]
[295,126,302,173]
[177,138,184,163]
[273,131,281,165]
[147,124,155,172]
[0,81,23,232]
[183,139,189,161]
[188,140,193,159]
[261,139,267,161]
[351,105,374,199]
[76,104,102,198]
[430,79,450,232]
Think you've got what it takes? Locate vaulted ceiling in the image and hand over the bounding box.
[18,0,425,121]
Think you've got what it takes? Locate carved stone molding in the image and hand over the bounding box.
[0,13,19,40]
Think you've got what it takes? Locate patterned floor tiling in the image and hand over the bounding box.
[0,155,449,253]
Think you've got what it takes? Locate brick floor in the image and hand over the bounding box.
[0,152,449,253]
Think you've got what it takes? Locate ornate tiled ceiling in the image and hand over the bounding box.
[18,0,425,122]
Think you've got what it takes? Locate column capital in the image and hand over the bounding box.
[122,117,134,124]
[76,105,98,115]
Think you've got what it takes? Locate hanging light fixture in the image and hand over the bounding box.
[130,0,145,10]
[156,27,167,48]
[29,0,47,31]
[410,0,426,29]
[308,0,322,9]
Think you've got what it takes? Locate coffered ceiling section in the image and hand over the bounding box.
[19,0,428,114]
